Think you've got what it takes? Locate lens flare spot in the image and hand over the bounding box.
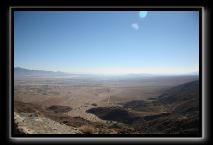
[139,11,148,18]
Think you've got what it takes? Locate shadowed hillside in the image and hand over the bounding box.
[87,80,200,135]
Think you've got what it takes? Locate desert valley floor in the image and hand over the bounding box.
[14,75,200,135]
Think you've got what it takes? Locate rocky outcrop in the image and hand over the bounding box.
[14,112,82,134]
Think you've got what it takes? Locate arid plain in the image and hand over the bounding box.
[14,69,200,134]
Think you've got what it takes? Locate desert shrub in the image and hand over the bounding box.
[63,121,68,124]
[91,103,97,106]
[79,125,95,134]
[14,122,25,134]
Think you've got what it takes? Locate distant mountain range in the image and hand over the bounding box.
[14,67,99,78]
[190,71,199,75]
[14,67,199,78]
[14,67,67,77]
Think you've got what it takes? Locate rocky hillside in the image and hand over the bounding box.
[87,80,200,135]
[14,101,121,134]
[14,112,82,134]
[157,80,199,105]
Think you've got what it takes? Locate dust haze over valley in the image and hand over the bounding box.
[14,67,200,135]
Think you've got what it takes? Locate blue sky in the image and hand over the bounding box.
[14,11,199,75]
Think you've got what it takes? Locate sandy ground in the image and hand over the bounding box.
[14,76,198,122]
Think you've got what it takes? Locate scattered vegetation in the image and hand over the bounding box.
[91,103,97,106]
[79,125,96,134]
[46,105,72,113]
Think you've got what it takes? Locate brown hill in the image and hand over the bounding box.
[87,80,200,135]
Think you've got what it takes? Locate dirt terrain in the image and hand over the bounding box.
[14,112,82,134]
[14,73,199,134]
[87,80,200,134]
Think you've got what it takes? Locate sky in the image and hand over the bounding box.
[14,11,199,75]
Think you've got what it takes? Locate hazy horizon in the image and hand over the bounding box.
[14,11,199,75]
[14,66,199,76]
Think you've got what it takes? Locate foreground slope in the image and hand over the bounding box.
[14,112,82,134]
[87,80,200,134]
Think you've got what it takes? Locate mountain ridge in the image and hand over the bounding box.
[14,67,199,77]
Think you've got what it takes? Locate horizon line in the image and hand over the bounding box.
[14,66,199,76]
